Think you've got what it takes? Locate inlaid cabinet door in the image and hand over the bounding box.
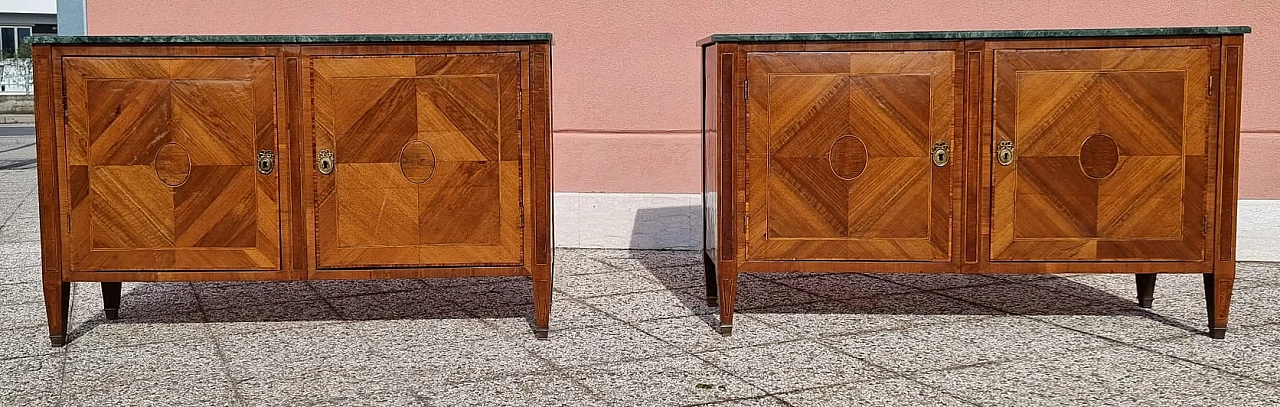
[309,53,523,268]
[744,51,959,262]
[62,57,282,271]
[990,46,1214,261]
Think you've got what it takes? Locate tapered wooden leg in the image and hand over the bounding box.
[531,265,552,340]
[43,282,70,347]
[704,252,718,307]
[1204,264,1235,339]
[716,262,737,336]
[1135,274,1156,308]
[102,282,122,320]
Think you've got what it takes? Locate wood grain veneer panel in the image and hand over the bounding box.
[743,49,960,262]
[62,56,281,271]
[310,52,523,268]
[991,46,1213,261]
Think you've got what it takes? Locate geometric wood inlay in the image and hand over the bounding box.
[311,53,524,268]
[992,46,1212,261]
[745,50,957,262]
[154,142,191,186]
[1080,134,1119,179]
[828,135,867,180]
[62,56,281,271]
[399,140,436,184]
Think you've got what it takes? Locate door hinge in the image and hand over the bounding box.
[1203,216,1209,235]
[1208,76,1214,97]
[743,80,749,100]
[61,90,67,121]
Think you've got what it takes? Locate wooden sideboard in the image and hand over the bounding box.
[30,34,554,346]
[699,27,1249,338]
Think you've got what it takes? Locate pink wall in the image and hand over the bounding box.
[86,0,1280,197]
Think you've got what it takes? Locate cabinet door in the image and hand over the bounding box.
[991,46,1213,261]
[62,57,281,271]
[310,53,523,268]
[744,51,958,262]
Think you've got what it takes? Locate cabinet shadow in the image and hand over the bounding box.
[65,277,538,341]
[623,225,1200,336]
[629,204,702,250]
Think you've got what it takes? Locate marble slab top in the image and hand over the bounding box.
[698,26,1250,46]
[28,33,552,45]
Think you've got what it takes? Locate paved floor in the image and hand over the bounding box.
[5,167,1280,406]
[0,126,36,170]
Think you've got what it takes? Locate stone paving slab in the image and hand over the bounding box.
[696,339,891,394]
[1143,323,1280,384]
[62,339,238,407]
[745,292,997,339]
[566,354,765,405]
[910,345,1280,406]
[4,165,1280,405]
[775,378,973,406]
[632,314,795,354]
[3,251,1280,406]
[0,353,62,407]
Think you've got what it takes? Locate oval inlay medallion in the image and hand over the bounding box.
[154,142,191,187]
[1080,134,1119,179]
[399,140,437,184]
[828,135,868,180]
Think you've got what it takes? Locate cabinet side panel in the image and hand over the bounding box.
[530,42,553,266]
[526,42,554,335]
[719,45,738,263]
[703,45,719,262]
[1218,36,1243,262]
[33,45,64,283]
[1210,35,1242,332]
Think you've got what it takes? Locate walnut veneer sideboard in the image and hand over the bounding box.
[30,34,554,346]
[700,27,1249,338]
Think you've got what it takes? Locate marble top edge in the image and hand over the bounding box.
[697,26,1251,46]
[28,33,553,45]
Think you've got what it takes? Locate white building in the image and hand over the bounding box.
[0,0,56,53]
[0,0,53,94]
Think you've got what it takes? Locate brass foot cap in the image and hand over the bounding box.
[1208,328,1227,339]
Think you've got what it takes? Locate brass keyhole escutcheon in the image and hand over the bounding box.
[317,149,335,175]
[931,141,950,167]
[996,141,1015,166]
[256,150,275,175]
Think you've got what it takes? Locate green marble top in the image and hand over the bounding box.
[28,33,552,45]
[698,26,1250,46]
